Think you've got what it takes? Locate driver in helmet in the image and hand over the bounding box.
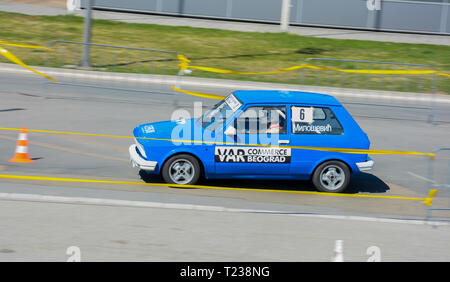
[266,109,285,134]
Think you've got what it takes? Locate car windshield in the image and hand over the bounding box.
[197,94,242,131]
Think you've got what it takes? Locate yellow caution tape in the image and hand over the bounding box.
[0,46,56,81]
[0,174,431,201]
[423,189,438,206]
[0,41,50,50]
[177,54,450,77]
[177,54,191,72]
[436,72,450,78]
[178,54,303,75]
[187,64,304,75]
[0,127,435,157]
[304,64,439,75]
[171,86,224,100]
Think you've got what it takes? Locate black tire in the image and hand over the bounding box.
[312,160,351,193]
[162,154,201,185]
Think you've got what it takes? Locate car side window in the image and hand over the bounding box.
[291,106,343,135]
[234,106,287,134]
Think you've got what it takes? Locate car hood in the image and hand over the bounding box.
[133,118,211,143]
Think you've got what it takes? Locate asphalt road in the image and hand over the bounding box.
[1,196,449,262]
[0,71,449,261]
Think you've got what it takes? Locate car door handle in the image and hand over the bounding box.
[278,140,290,145]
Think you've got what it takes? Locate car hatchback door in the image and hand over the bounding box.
[214,105,292,176]
[289,104,345,177]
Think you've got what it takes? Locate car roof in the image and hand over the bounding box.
[233,90,342,106]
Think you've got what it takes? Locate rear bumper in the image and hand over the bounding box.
[356,157,374,171]
[129,144,157,171]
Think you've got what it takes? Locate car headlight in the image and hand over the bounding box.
[134,138,147,159]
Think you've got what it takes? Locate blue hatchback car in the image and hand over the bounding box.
[130,90,373,193]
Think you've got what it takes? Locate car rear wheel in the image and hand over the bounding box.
[162,154,201,185]
[312,161,350,193]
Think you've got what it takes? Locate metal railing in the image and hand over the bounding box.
[80,0,450,35]
[43,40,180,97]
[426,147,450,221]
[302,58,442,124]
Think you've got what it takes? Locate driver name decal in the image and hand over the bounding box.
[215,146,291,163]
[293,123,332,134]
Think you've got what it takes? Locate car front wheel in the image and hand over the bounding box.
[312,160,350,193]
[162,154,201,185]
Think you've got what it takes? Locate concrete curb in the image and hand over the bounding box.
[1,63,449,104]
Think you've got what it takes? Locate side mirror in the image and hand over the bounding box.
[224,126,236,136]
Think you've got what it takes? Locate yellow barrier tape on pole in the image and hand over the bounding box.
[423,189,438,206]
[0,41,50,50]
[0,127,435,157]
[0,47,56,81]
[177,54,191,72]
[177,54,450,77]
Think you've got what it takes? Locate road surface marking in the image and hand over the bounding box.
[0,174,428,201]
[0,192,446,226]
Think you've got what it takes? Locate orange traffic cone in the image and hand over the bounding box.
[9,127,33,163]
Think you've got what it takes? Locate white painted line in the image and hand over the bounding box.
[407,171,436,183]
[0,192,262,213]
[289,213,447,226]
[0,192,447,226]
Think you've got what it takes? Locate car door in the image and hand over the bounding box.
[289,104,345,177]
[214,105,291,176]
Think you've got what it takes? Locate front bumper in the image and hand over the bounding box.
[129,144,157,171]
[356,157,374,171]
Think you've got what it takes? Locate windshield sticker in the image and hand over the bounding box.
[142,125,155,134]
[215,146,291,163]
[292,107,313,123]
[225,94,242,112]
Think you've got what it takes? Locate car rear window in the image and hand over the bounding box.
[291,106,343,135]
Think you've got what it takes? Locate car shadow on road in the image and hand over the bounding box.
[346,173,390,194]
[139,170,390,194]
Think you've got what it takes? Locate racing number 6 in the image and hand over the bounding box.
[299,109,305,121]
